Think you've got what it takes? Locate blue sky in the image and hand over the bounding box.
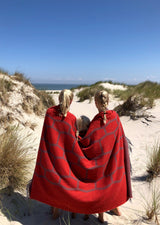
[0,0,160,84]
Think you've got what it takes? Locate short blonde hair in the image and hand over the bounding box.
[76,115,90,139]
[59,89,74,117]
[94,90,109,124]
[76,115,90,132]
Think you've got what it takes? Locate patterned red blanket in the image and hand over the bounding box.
[30,107,132,214]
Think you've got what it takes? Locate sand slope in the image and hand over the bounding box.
[0,82,160,225]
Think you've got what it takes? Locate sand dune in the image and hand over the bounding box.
[0,81,160,225]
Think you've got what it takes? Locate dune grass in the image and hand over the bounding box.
[0,71,55,117]
[113,81,160,108]
[142,182,160,224]
[147,142,160,182]
[33,89,55,115]
[76,80,160,106]
[0,113,14,127]
[0,126,33,195]
[113,95,149,118]
[13,72,32,86]
[113,81,160,117]
[0,78,15,93]
[0,76,15,108]
[76,82,110,102]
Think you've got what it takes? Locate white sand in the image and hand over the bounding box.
[0,82,160,225]
[101,82,127,91]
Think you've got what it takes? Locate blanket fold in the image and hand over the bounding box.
[30,107,132,214]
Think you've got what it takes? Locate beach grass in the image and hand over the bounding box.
[76,80,160,107]
[0,126,33,195]
[76,82,110,102]
[0,72,55,117]
[13,71,32,87]
[113,95,149,117]
[113,81,160,117]
[113,81,160,108]
[33,89,55,114]
[0,113,14,127]
[142,182,160,224]
[0,78,15,106]
[0,77,16,107]
[0,78,15,93]
[147,142,160,181]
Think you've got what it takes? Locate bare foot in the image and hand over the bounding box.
[110,207,121,216]
[83,214,89,220]
[98,212,104,223]
[52,207,60,219]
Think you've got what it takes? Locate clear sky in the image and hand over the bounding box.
[0,0,160,84]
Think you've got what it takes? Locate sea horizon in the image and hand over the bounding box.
[32,83,84,90]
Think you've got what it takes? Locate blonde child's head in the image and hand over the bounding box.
[76,115,90,132]
[59,89,74,117]
[94,90,109,124]
[76,115,90,139]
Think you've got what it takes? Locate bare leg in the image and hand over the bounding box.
[98,212,104,223]
[110,207,121,216]
[52,207,60,219]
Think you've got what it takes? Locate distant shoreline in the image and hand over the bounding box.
[32,83,81,90]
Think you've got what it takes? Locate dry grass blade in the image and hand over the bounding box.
[13,72,32,86]
[147,142,160,182]
[0,126,33,194]
[77,83,109,102]
[146,184,160,224]
[140,182,160,224]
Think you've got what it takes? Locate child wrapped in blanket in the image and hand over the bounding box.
[53,115,90,219]
[53,115,121,222]
[76,115,91,139]
[74,115,110,223]
[74,115,121,223]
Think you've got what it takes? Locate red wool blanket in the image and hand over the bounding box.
[30,106,132,214]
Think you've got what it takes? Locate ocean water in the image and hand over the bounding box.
[32,83,81,90]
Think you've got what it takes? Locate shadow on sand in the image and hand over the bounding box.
[0,189,109,225]
[132,174,148,182]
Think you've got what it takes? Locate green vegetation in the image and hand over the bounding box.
[77,82,110,102]
[113,81,160,108]
[33,89,55,115]
[144,142,160,224]
[105,80,127,86]
[113,81,160,117]
[114,95,149,118]
[147,142,160,182]
[0,126,32,195]
[76,80,160,106]
[142,183,160,224]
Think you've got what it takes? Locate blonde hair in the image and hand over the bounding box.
[59,89,74,117]
[76,115,90,132]
[94,90,109,124]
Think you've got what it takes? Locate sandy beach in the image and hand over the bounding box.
[0,80,160,225]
